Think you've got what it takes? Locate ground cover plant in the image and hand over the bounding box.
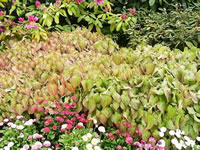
[0,28,200,149]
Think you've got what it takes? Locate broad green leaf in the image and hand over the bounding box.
[116,21,122,31]
[88,97,96,113]
[149,0,156,6]
[167,105,176,119]
[142,130,151,141]
[101,95,112,108]
[9,5,16,15]
[187,107,196,115]
[46,16,53,27]
[146,113,154,129]
[54,12,60,24]
[88,24,93,31]
[111,112,121,124]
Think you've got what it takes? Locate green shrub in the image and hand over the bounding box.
[0,28,199,142]
[110,0,200,11]
[127,8,200,50]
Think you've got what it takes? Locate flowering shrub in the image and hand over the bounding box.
[0,0,136,45]
[59,128,102,150]
[0,116,51,150]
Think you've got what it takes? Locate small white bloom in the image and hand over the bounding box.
[3,119,9,122]
[175,143,182,150]
[16,125,24,130]
[4,146,10,150]
[184,136,190,142]
[189,140,195,147]
[175,130,181,138]
[94,146,101,150]
[89,118,97,124]
[24,120,33,126]
[87,133,92,138]
[181,130,185,135]
[171,138,178,145]
[71,147,79,150]
[20,148,26,150]
[61,124,67,129]
[82,135,88,142]
[0,122,4,126]
[7,142,14,147]
[159,132,164,137]
[169,130,175,136]
[91,138,99,146]
[16,116,24,120]
[86,143,93,150]
[196,136,200,142]
[98,126,105,133]
[7,122,13,127]
[19,133,24,138]
[10,116,14,119]
[11,124,16,129]
[158,139,165,147]
[78,122,83,126]
[160,127,167,133]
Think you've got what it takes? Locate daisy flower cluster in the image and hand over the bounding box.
[159,127,200,149]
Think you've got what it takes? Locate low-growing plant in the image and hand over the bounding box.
[158,127,200,149]
[0,116,52,150]
[59,127,102,150]
[0,29,200,150]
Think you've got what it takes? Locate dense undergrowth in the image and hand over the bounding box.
[0,28,200,149]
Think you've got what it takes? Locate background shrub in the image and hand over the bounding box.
[127,8,200,49]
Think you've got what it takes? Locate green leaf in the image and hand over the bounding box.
[54,12,60,24]
[88,97,96,113]
[167,105,176,119]
[157,100,167,113]
[9,5,16,15]
[116,21,122,31]
[111,112,121,124]
[149,0,156,6]
[88,24,93,31]
[101,95,112,108]
[146,113,154,129]
[185,41,194,48]
[95,25,101,32]
[68,7,73,15]
[187,107,196,115]
[166,120,175,129]
[142,130,151,141]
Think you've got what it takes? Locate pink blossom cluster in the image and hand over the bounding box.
[75,0,83,4]
[94,0,104,5]
[28,16,38,22]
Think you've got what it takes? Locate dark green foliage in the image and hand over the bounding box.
[128,8,200,50]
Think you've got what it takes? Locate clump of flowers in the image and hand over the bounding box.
[94,0,104,5]
[59,128,102,150]
[159,127,200,149]
[38,97,89,147]
[0,116,51,150]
